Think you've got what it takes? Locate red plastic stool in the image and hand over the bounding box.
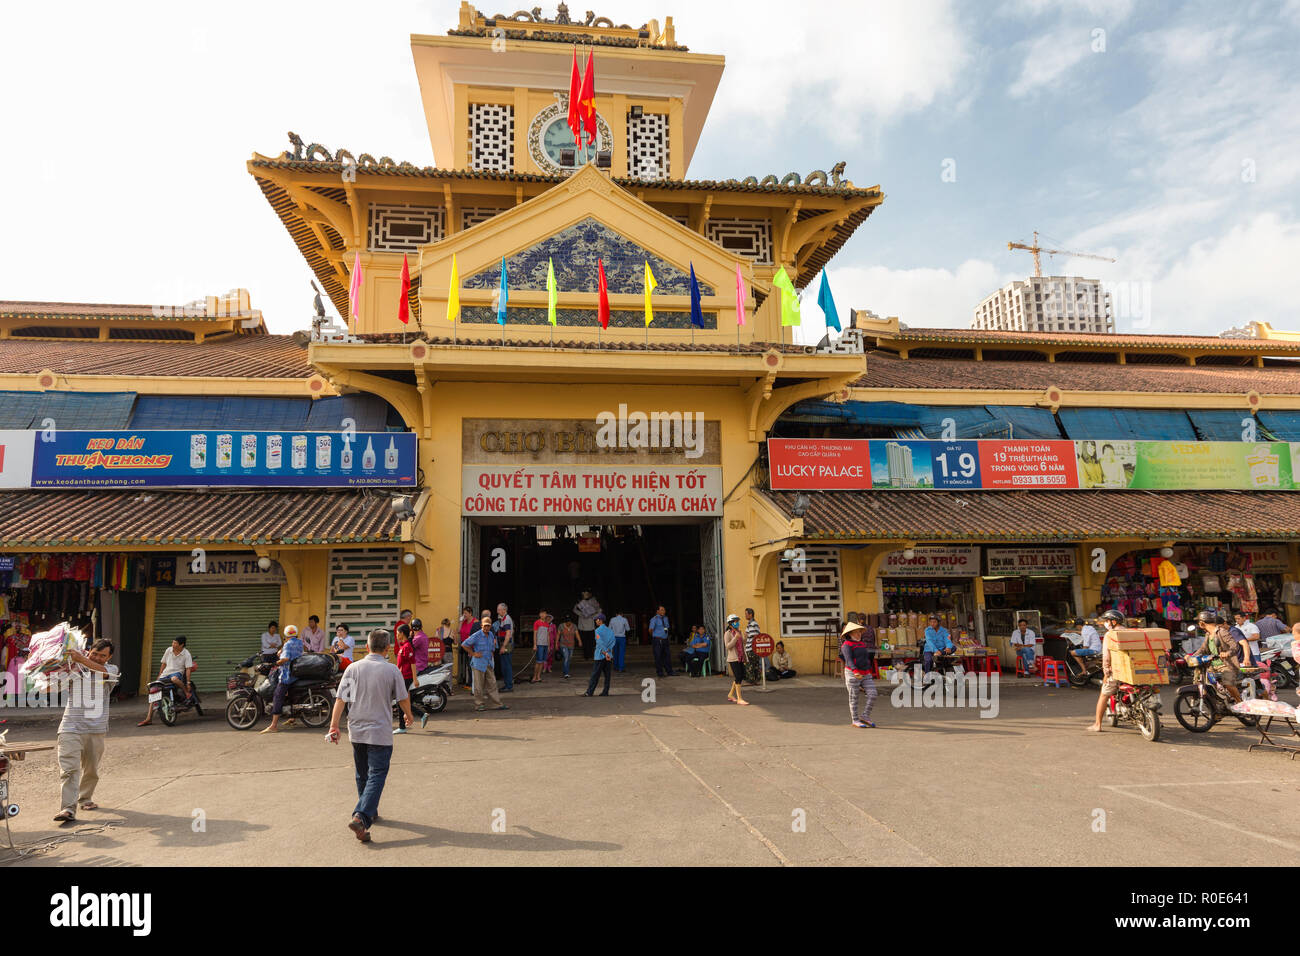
[1042,659,1066,687]
[1015,655,1030,677]
[983,654,1000,676]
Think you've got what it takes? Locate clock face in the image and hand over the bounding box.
[542,116,597,167]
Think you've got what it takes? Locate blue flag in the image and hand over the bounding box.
[497,257,508,325]
[817,271,840,332]
[688,263,704,329]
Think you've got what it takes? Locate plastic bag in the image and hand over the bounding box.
[17,622,87,693]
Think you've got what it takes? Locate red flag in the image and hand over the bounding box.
[597,258,610,329]
[579,49,597,150]
[567,47,582,148]
[397,253,411,324]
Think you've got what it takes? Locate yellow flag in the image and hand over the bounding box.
[446,253,460,323]
[644,261,657,327]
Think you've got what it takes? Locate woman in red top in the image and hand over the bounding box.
[457,606,475,690]
[394,624,414,734]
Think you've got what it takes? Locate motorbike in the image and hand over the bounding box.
[399,660,454,718]
[1062,641,1103,688]
[1173,654,1261,733]
[224,655,335,730]
[148,660,203,726]
[1258,640,1298,690]
[1105,681,1163,741]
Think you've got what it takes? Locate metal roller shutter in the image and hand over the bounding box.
[152,585,281,692]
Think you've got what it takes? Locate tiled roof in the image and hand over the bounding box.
[0,335,313,379]
[0,301,243,324]
[762,489,1300,541]
[880,327,1300,353]
[0,489,403,547]
[352,333,815,354]
[249,158,881,198]
[855,351,1300,395]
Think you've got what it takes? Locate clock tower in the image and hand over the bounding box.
[411,2,725,180]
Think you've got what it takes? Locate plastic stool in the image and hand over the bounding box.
[983,655,1000,676]
[1015,656,1030,678]
[1042,659,1066,687]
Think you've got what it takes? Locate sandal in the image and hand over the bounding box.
[80,801,99,811]
[53,810,75,823]
[136,719,152,726]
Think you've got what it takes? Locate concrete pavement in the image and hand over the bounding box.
[2,669,1298,866]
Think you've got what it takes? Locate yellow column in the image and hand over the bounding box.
[668,97,685,178]
[139,586,157,695]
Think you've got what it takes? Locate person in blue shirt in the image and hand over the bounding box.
[682,625,711,677]
[465,616,507,711]
[609,612,631,672]
[261,628,304,734]
[585,614,616,697]
[493,603,515,692]
[922,615,954,674]
[649,605,675,677]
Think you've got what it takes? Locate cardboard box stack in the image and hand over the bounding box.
[1109,627,1171,685]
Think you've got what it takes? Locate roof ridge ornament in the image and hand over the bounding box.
[737,162,850,189]
[282,133,409,169]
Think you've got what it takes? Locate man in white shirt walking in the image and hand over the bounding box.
[327,628,416,843]
[53,639,117,823]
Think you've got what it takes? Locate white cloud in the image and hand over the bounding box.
[687,0,970,143]
[1007,28,1095,97]
[1149,212,1300,334]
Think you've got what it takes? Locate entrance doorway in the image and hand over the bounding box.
[463,519,723,666]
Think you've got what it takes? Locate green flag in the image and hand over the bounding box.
[772,266,801,327]
[546,257,558,326]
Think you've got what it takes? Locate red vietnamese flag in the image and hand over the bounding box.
[597,258,610,329]
[578,49,596,150]
[397,253,411,324]
[567,47,582,148]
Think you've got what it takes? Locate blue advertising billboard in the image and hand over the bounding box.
[30,430,417,488]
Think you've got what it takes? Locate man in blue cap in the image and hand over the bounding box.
[585,613,615,697]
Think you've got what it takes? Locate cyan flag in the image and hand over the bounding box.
[497,257,508,325]
[817,271,841,332]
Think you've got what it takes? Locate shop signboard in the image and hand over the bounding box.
[461,464,723,518]
[767,437,1300,492]
[29,430,416,488]
[173,554,287,586]
[0,430,36,489]
[986,547,1078,575]
[1238,544,1290,573]
[881,546,980,578]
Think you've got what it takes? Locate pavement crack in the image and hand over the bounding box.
[627,715,790,866]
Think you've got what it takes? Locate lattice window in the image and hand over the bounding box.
[779,547,843,638]
[627,112,669,180]
[706,219,773,265]
[368,204,444,253]
[817,328,866,354]
[327,548,402,638]
[461,206,507,230]
[470,103,514,172]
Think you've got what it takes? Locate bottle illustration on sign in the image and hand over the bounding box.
[315,435,332,470]
[291,435,308,470]
[240,435,257,469]
[189,434,207,469]
[384,437,399,470]
[361,437,376,470]
[266,434,282,470]
[340,440,353,471]
[216,434,233,469]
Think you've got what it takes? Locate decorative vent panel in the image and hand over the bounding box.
[368,205,444,253]
[779,547,843,638]
[706,219,773,265]
[461,207,507,230]
[627,112,669,180]
[470,103,514,171]
[327,548,401,638]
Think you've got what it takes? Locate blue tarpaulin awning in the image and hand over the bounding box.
[0,391,135,429]
[1187,409,1278,442]
[304,394,393,432]
[1057,407,1197,442]
[1257,410,1300,441]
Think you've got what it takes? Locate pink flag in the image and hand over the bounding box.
[735,263,747,326]
[348,251,363,322]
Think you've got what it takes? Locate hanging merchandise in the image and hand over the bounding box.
[1202,574,1221,593]
[1157,559,1181,587]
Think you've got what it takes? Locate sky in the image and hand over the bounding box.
[3,0,1299,341]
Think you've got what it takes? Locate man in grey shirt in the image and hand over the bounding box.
[327,628,415,843]
[53,639,117,823]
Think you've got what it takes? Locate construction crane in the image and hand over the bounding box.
[1008,231,1116,277]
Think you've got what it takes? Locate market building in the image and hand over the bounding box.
[5,4,1300,692]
